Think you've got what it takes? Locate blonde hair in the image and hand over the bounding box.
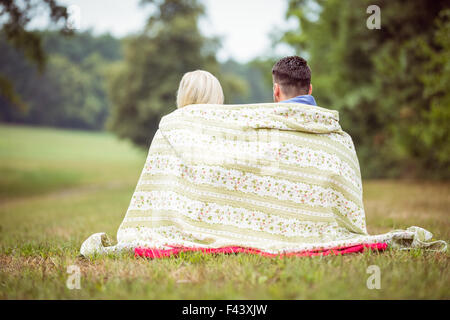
[176,70,224,108]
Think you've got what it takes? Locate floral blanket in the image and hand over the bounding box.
[80,103,447,256]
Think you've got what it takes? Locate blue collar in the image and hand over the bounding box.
[281,95,317,106]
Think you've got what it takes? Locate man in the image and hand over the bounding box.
[272,55,317,106]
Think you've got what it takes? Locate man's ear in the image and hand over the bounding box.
[308,84,313,95]
[273,83,281,102]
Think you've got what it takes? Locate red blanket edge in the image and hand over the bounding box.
[134,242,388,259]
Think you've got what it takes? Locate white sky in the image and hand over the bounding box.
[46,0,297,62]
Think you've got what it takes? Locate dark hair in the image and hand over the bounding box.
[272,56,311,96]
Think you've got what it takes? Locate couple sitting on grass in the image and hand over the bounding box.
[81,56,446,258]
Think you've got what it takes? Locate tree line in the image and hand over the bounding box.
[278,0,449,179]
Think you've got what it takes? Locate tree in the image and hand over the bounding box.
[0,0,69,110]
[107,0,224,148]
[280,0,449,179]
[220,59,273,104]
[0,31,122,129]
[414,9,450,175]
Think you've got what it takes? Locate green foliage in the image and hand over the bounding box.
[107,0,224,148]
[42,31,122,63]
[0,73,27,112]
[0,0,69,110]
[0,31,122,129]
[220,59,273,104]
[281,0,450,179]
[0,124,144,200]
[0,0,69,69]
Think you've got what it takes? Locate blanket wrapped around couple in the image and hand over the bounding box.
[80,103,447,257]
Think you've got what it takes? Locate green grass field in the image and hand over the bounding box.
[0,124,448,299]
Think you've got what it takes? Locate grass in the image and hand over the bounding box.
[0,123,448,299]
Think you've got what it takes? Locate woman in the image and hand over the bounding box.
[176,70,224,108]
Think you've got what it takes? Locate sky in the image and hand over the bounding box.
[45,0,297,63]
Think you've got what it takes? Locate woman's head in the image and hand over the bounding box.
[176,70,224,108]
